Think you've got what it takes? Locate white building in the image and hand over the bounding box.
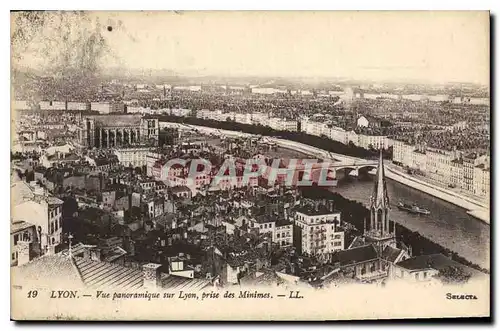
[67,102,89,111]
[329,126,348,145]
[90,102,125,114]
[44,143,75,157]
[234,113,252,125]
[273,219,294,247]
[268,118,297,132]
[357,116,369,128]
[12,194,63,253]
[358,134,390,150]
[114,146,153,168]
[252,217,294,248]
[173,85,202,92]
[392,139,490,197]
[39,101,66,111]
[251,87,287,95]
[13,100,31,111]
[294,204,344,256]
[250,112,269,126]
[473,164,490,197]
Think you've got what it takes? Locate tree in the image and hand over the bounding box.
[436,265,471,284]
[24,169,34,182]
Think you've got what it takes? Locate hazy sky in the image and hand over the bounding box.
[15,11,490,85]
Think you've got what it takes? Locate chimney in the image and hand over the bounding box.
[328,200,334,213]
[90,247,102,262]
[17,239,34,266]
[47,244,57,255]
[83,247,91,260]
[142,263,162,289]
[129,239,135,256]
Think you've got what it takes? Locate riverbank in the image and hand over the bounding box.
[160,120,490,224]
[385,166,490,225]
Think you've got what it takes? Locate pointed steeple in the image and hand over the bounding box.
[369,149,391,237]
[372,149,389,209]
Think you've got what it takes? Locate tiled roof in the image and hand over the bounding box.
[171,186,191,194]
[12,255,83,287]
[348,236,366,249]
[295,204,337,216]
[73,258,143,290]
[395,253,480,276]
[11,220,35,234]
[160,274,210,291]
[332,244,378,267]
[381,245,402,263]
[89,114,142,127]
[240,269,283,286]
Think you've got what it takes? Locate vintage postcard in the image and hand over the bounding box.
[10,11,490,321]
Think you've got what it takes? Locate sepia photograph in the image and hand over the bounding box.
[9,10,490,321]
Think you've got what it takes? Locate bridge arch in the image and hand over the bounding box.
[358,165,377,171]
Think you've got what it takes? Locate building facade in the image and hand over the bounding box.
[12,195,63,253]
[294,205,345,257]
[114,146,154,168]
[79,114,159,149]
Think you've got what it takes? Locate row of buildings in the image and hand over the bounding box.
[392,141,490,197]
[195,109,391,150]
[13,100,127,114]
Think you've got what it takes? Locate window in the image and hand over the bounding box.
[12,253,15,261]
[14,234,19,245]
[423,272,427,279]
[415,273,419,280]
[276,233,280,238]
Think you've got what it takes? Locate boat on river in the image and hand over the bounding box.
[397,201,431,215]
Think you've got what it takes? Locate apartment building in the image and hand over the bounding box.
[294,203,344,256]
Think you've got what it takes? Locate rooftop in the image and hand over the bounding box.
[86,114,143,127]
[171,186,192,194]
[11,220,35,234]
[381,245,403,263]
[396,253,481,277]
[295,204,338,216]
[331,244,378,267]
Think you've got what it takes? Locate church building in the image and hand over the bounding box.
[331,151,411,283]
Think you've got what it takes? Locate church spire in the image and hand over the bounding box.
[369,150,390,236]
[373,149,389,210]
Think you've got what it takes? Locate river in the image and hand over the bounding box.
[271,145,490,270]
[330,174,490,270]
